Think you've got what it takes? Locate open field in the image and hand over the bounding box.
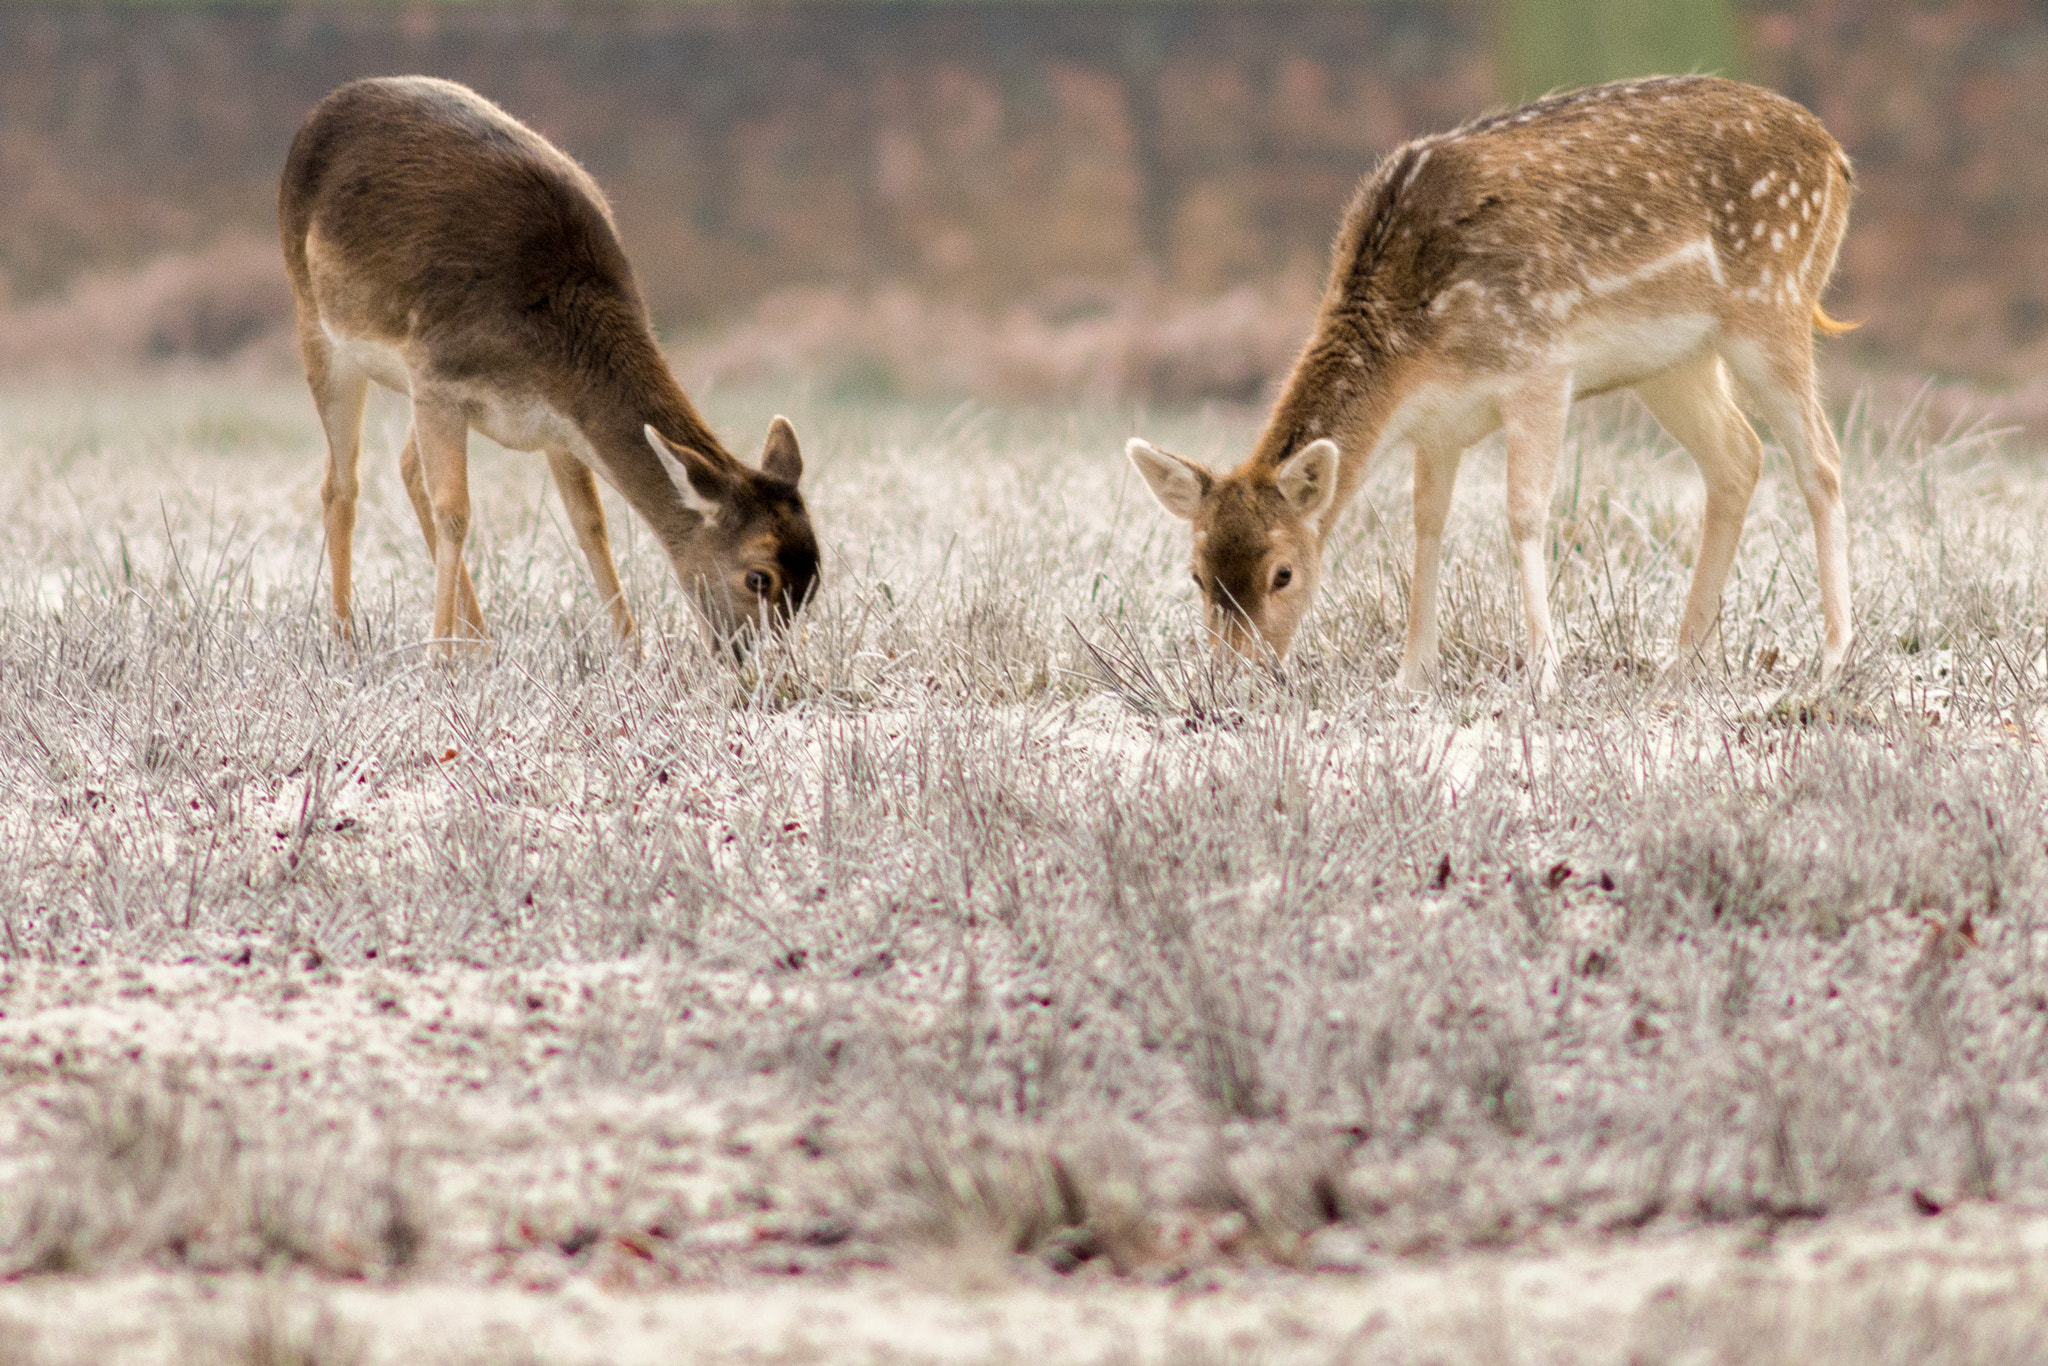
[1,372,2047,1362]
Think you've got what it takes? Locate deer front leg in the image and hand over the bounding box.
[547,448,635,640]
[409,392,487,655]
[1398,443,1462,693]
[1501,373,1573,697]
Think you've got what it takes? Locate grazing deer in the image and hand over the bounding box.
[1128,76,1855,692]
[280,76,818,652]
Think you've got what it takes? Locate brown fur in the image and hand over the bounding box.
[279,76,818,651]
[1129,75,1856,687]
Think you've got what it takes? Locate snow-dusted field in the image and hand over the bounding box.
[1,373,2045,1364]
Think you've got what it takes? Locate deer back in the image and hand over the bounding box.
[280,77,666,412]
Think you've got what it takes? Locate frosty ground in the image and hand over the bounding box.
[0,373,2045,1364]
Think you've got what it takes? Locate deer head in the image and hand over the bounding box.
[1126,436,1340,662]
[646,416,820,644]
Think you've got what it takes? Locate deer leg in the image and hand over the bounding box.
[547,448,635,640]
[409,391,487,654]
[399,424,485,637]
[305,334,369,635]
[1723,336,1853,679]
[1398,443,1463,693]
[1501,374,1573,696]
[1634,354,1763,674]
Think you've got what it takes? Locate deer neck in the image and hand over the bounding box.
[596,329,730,462]
[1245,305,1414,536]
[572,333,735,552]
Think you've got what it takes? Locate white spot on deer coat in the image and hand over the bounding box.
[1585,237,1721,296]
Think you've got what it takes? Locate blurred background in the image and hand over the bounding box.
[0,0,2041,420]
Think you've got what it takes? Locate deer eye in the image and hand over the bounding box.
[1272,565,1294,590]
[745,569,774,596]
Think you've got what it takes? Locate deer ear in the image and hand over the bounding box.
[645,424,734,510]
[1276,439,1340,525]
[760,415,803,486]
[1126,438,1212,521]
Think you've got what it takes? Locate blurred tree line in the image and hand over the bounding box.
[2,1,2045,388]
[1496,0,1744,100]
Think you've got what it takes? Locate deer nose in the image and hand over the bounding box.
[1209,611,1259,659]
[1209,607,1297,667]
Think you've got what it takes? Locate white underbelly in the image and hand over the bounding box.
[1566,311,1718,396]
[1377,379,1508,459]
[317,320,589,459]
[320,324,412,393]
[1364,311,1722,468]
[461,388,587,456]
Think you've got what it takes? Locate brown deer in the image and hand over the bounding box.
[280,76,818,652]
[1128,76,1855,693]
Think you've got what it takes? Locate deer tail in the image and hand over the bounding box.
[1812,303,1861,337]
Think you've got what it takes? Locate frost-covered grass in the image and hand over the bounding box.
[0,372,2045,1363]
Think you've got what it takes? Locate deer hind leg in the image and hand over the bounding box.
[1501,373,1573,696]
[1722,332,1853,679]
[408,391,488,654]
[1633,353,1763,674]
[1398,443,1464,693]
[398,422,485,638]
[304,334,369,634]
[546,449,635,640]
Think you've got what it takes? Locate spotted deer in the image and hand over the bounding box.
[280,76,819,653]
[1128,76,1855,692]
